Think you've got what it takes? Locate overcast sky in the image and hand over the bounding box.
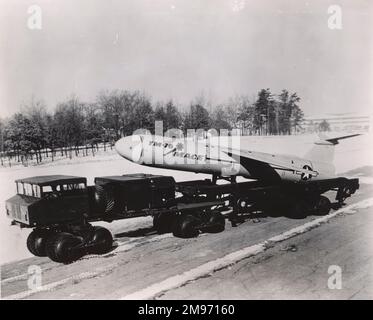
[0,0,372,118]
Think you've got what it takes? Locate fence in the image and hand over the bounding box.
[0,142,115,168]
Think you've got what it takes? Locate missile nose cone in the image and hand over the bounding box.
[115,135,143,163]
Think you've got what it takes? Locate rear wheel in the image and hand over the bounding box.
[46,232,83,263]
[315,196,331,215]
[89,226,113,254]
[27,229,52,257]
[173,214,199,238]
[288,200,309,219]
[205,212,225,233]
[153,213,175,234]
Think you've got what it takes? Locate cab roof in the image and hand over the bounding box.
[15,175,86,186]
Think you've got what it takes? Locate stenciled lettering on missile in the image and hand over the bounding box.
[149,140,206,161]
[149,141,175,149]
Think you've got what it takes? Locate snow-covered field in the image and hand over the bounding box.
[0,133,372,264]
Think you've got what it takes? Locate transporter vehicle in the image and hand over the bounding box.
[5,174,225,263]
[5,172,359,263]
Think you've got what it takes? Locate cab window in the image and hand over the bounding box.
[61,183,86,191]
[18,183,41,198]
[32,184,41,197]
[42,186,53,193]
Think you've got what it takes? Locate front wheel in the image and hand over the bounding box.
[46,232,83,263]
[153,213,176,234]
[89,226,113,254]
[27,229,52,257]
[205,212,225,233]
[173,215,199,238]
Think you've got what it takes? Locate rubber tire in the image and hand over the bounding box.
[46,232,82,263]
[288,200,309,219]
[316,196,331,216]
[205,212,225,233]
[153,213,175,234]
[173,215,199,238]
[26,229,51,257]
[89,226,113,254]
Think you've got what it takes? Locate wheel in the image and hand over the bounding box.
[205,212,225,233]
[173,215,199,238]
[89,226,113,254]
[46,232,83,263]
[26,229,52,257]
[315,195,331,215]
[288,200,309,219]
[338,187,352,202]
[153,213,175,234]
[237,198,252,214]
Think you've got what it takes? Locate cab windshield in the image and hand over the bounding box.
[42,183,86,196]
[16,182,86,198]
[17,183,41,198]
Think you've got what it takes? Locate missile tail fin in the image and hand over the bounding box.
[305,133,361,164]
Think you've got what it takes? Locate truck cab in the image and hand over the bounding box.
[5,175,88,227]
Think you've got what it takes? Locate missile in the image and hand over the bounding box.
[115,133,361,182]
[115,134,247,178]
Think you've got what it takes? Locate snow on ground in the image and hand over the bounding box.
[0,148,120,171]
[0,133,372,264]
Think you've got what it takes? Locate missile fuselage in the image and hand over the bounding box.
[115,134,333,182]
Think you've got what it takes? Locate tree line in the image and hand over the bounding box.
[0,88,305,165]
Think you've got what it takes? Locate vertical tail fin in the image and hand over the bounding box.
[305,133,361,164]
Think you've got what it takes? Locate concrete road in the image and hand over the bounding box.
[1,184,372,300]
[160,187,373,300]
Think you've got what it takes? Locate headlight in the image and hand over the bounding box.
[5,202,12,215]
